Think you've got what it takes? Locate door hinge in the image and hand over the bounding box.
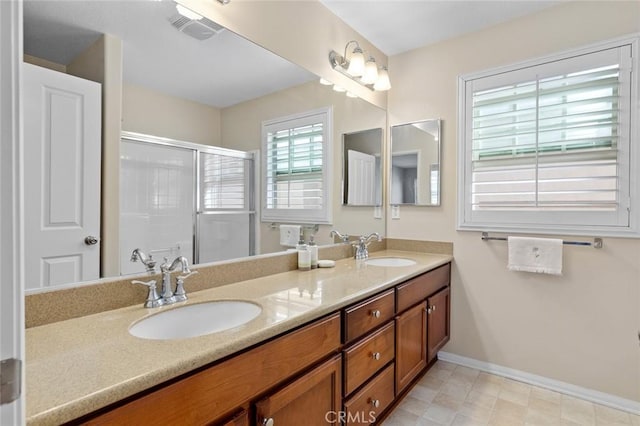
[0,358,22,404]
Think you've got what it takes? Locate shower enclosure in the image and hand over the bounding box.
[120,132,255,276]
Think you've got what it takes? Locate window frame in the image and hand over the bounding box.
[261,106,333,224]
[457,35,640,238]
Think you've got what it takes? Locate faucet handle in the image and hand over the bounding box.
[174,271,198,302]
[132,279,163,308]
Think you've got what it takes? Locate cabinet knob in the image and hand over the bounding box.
[371,309,381,318]
[427,307,432,314]
[370,399,380,408]
[432,304,437,312]
[263,418,274,426]
[372,352,381,360]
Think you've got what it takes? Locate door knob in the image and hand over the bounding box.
[84,236,99,245]
[263,418,274,426]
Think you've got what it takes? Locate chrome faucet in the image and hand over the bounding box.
[130,248,157,274]
[330,230,350,243]
[132,255,197,308]
[159,256,191,305]
[353,233,382,260]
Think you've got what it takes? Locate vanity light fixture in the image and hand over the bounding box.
[329,41,391,91]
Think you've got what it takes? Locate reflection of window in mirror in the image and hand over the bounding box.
[261,107,333,224]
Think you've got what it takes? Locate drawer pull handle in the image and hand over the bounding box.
[371,309,381,318]
[372,352,381,360]
[370,399,380,408]
[263,418,274,426]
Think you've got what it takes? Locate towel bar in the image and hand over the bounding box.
[481,232,603,249]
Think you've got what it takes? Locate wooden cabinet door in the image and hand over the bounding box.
[427,286,450,363]
[255,355,342,426]
[395,301,427,393]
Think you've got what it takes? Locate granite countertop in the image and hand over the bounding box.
[26,250,452,425]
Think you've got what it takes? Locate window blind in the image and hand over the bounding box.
[265,122,324,210]
[471,63,620,212]
[200,152,249,211]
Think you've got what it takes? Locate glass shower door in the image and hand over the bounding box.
[120,140,195,275]
[198,151,255,263]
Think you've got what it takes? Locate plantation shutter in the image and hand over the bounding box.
[462,44,632,229]
[262,107,332,224]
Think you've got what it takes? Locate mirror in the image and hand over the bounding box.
[342,128,383,206]
[390,119,441,206]
[22,0,386,291]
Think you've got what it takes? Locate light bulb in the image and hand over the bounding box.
[346,47,365,77]
[346,92,358,98]
[332,85,346,92]
[373,67,391,91]
[319,78,332,86]
[361,57,378,85]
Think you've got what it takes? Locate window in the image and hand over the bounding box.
[262,107,332,224]
[458,37,639,236]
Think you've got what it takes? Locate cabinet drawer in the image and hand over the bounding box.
[396,263,450,313]
[344,363,395,425]
[343,321,395,396]
[82,314,341,426]
[344,289,395,343]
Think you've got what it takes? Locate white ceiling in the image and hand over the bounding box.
[24,0,564,108]
[23,0,317,108]
[321,0,563,56]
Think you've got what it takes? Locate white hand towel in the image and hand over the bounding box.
[507,236,563,275]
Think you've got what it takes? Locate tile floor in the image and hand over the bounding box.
[382,361,639,426]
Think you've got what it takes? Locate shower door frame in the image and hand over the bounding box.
[120,131,256,265]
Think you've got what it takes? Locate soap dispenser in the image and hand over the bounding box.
[308,235,318,269]
[296,234,310,271]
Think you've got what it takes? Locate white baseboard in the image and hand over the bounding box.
[438,351,640,416]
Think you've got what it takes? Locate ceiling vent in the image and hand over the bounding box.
[168,14,225,41]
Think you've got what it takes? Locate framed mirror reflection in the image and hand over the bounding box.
[390,119,441,206]
[342,128,383,206]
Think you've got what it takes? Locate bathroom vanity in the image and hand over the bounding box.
[25,251,452,425]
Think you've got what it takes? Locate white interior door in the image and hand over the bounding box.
[23,63,101,290]
[347,149,376,205]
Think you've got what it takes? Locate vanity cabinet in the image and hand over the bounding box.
[427,286,451,363]
[255,354,341,426]
[394,263,450,394]
[73,262,451,426]
[395,301,428,393]
[78,314,341,425]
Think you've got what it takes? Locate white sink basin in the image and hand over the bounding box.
[365,257,417,267]
[129,301,262,340]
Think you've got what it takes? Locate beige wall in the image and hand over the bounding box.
[388,1,640,402]
[122,84,221,146]
[221,80,386,254]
